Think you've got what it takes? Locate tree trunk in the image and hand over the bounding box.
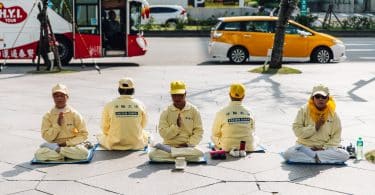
[269,0,299,69]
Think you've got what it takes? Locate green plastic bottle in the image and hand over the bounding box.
[356,137,363,160]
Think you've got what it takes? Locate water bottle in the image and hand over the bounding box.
[356,137,363,160]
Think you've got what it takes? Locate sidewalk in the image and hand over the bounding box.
[0,62,374,194]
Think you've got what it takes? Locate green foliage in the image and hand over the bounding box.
[295,14,318,28]
[342,15,373,30]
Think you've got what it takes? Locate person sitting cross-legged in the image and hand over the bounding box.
[34,84,89,161]
[149,81,204,162]
[97,77,149,150]
[283,84,349,164]
[211,83,258,156]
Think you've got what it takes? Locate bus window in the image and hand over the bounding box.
[49,0,73,23]
[75,0,99,34]
[130,2,142,34]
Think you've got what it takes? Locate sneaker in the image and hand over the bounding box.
[229,148,240,157]
[239,150,246,157]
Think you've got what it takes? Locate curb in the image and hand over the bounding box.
[144,30,375,37]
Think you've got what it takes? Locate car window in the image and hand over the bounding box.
[150,7,177,13]
[244,21,270,33]
[285,23,310,35]
[218,21,242,31]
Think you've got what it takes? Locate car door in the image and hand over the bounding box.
[241,20,273,57]
[283,23,310,58]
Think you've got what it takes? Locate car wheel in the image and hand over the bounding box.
[55,36,73,65]
[229,46,248,64]
[166,20,177,28]
[311,47,332,63]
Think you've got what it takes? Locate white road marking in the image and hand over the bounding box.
[346,49,375,52]
[359,57,375,60]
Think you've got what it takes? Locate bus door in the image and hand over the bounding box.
[101,0,125,57]
[73,0,102,58]
[127,1,147,57]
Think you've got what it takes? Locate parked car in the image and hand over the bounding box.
[142,5,188,27]
[208,16,347,64]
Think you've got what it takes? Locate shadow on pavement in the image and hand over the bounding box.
[189,73,305,107]
[348,77,375,102]
[92,150,135,162]
[129,162,175,179]
[2,162,56,178]
[281,163,346,181]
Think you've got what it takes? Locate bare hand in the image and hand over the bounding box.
[315,115,325,131]
[58,112,64,126]
[177,113,182,127]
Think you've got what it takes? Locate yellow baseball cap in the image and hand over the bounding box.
[52,84,68,95]
[311,84,329,97]
[119,77,134,89]
[230,83,245,98]
[170,81,186,94]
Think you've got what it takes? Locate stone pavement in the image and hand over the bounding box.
[0,62,374,195]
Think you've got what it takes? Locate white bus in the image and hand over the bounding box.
[0,0,150,64]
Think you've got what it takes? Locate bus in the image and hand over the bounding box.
[0,0,150,64]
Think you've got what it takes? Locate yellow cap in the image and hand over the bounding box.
[170,81,186,94]
[119,77,134,89]
[52,84,68,95]
[230,83,245,98]
[311,84,329,97]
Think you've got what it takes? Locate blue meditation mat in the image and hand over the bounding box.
[285,160,346,165]
[31,144,98,164]
[96,145,148,151]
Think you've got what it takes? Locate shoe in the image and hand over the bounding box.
[229,148,240,157]
[239,150,246,157]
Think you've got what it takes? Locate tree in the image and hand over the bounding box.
[269,0,299,69]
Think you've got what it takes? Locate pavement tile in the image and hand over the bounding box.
[12,189,49,195]
[255,163,346,182]
[0,162,45,181]
[210,153,284,174]
[36,181,116,195]
[184,165,256,181]
[177,181,260,195]
[0,181,39,194]
[259,182,344,195]
[1,63,375,194]
[80,164,219,195]
[39,150,149,180]
[296,166,375,194]
[0,134,40,164]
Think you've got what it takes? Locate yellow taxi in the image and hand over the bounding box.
[208,16,347,64]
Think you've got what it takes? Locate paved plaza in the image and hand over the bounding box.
[0,62,374,194]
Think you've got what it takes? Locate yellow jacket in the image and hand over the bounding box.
[41,105,88,146]
[293,105,342,148]
[211,101,255,151]
[99,95,148,150]
[159,102,203,147]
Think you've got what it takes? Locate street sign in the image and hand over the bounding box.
[300,0,307,16]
